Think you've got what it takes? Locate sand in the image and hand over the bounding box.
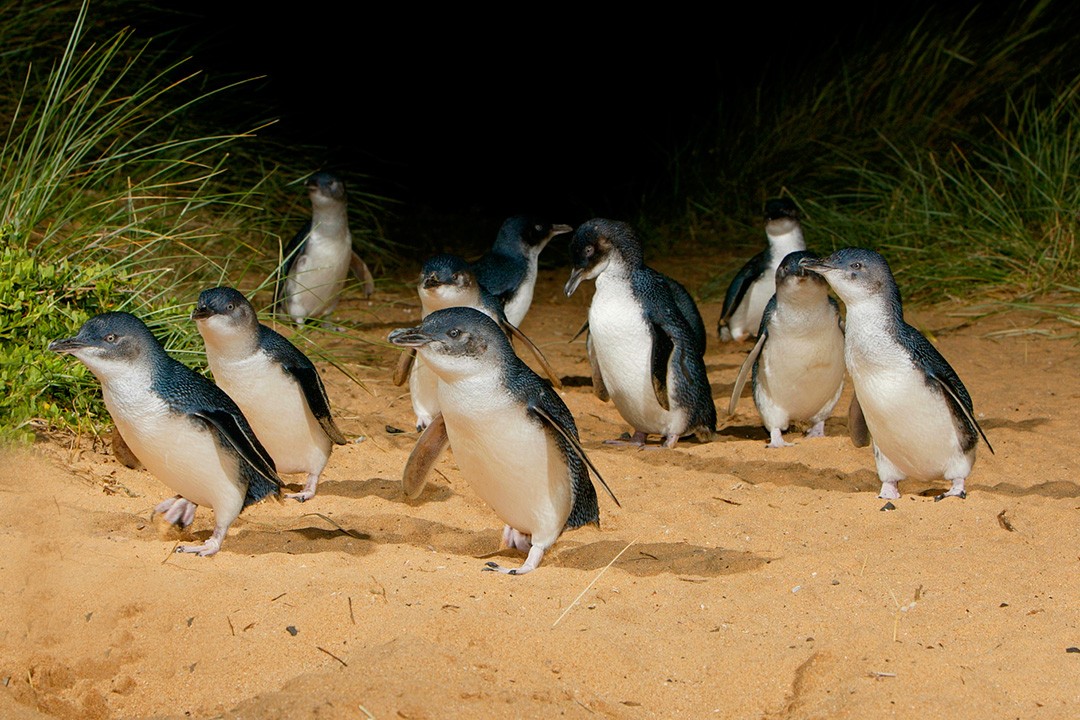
[2,258,1079,719]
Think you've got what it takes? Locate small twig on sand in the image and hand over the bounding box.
[553,537,638,628]
[317,646,348,668]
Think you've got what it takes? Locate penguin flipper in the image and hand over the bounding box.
[393,348,416,386]
[932,376,994,454]
[191,408,281,499]
[586,331,608,402]
[848,393,871,448]
[350,249,376,298]
[718,252,767,332]
[275,222,310,310]
[473,252,525,303]
[570,320,589,343]
[402,413,449,499]
[286,362,348,445]
[503,321,562,389]
[529,403,619,508]
[649,321,674,411]
[729,330,766,415]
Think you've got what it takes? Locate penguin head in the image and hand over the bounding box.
[417,254,479,309]
[800,248,901,309]
[564,218,642,296]
[389,307,507,381]
[775,251,829,293]
[764,198,801,238]
[192,287,259,350]
[49,312,164,379]
[496,216,573,254]
[307,172,346,206]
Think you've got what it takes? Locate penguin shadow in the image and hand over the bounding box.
[976,416,1050,433]
[559,375,594,389]
[717,422,769,442]
[306,476,455,504]
[551,539,768,577]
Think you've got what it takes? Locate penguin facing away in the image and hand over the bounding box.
[388,307,618,575]
[472,216,572,326]
[49,312,281,556]
[276,171,375,325]
[565,218,716,448]
[728,251,846,447]
[394,253,563,431]
[800,248,993,500]
[192,287,347,502]
[717,198,806,342]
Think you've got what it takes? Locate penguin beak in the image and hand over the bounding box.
[388,327,434,348]
[551,223,573,237]
[190,304,215,321]
[564,268,585,297]
[48,336,90,354]
[799,256,833,274]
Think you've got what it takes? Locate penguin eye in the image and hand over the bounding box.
[448,328,461,339]
[226,303,234,311]
[851,262,862,270]
[103,333,117,343]
[534,224,543,233]
[584,245,595,258]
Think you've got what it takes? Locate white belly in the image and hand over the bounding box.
[847,339,970,480]
[589,277,686,436]
[285,233,351,320]
[756,321,845,428]
[208,352,330,476]
[101,380,246,518]
[729,277,775,340]
[502,263,537,326]
[438,377,570,546]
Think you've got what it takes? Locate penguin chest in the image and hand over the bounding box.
[730,276,775,340]
[285,233,351,318]
[589,280,683,435]
[208,353,329,475]
[101,380,245,513]
[847,340,969,480]
[501,262,537,327]
[438,381,571,545]
[756,319,845,425]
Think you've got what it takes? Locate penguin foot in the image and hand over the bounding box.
[766,428,795,448]
[877,481,901,500]
[175,539,221,557]
[934,489,967,502]
[285,490,315,503]
[155,496,197,529]
[604,431,648,448]
[803,421,826,439]
[483,545,545,575]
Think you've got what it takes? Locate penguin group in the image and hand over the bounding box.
[49,189,992,571]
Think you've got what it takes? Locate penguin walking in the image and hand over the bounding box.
[717,198,806,342]
[192,287,348,502]
[801,248,993,500]
[49,312,281,556]
[564,218,716,448]
[276,171,375,325]
[389,307,618,575]
[728,251,845,447]
[473,216,572,326]
[394,253,561,431]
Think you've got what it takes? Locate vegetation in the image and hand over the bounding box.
[691,1,1079,314]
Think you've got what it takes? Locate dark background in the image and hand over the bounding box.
[148,2,941,225]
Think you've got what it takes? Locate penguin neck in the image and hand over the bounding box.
[767,227,805,266]
[310,202,349,239]
[594,253,633,288]
[201,324,262,363]
[773,282,833,326]
[842,294,905,350]
[419,286,480,317]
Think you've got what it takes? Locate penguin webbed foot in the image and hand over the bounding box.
[285,475,320,503]
[155,496,197,529]
[766,428,795,449]
[803,421,826,439]
[483,544,545,575]
[603,431,648,448]
[175,526,227,556]
[877,481,901,500]
[934,483,967,502]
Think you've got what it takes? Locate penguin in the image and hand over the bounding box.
[800,248,993,500]
[472,216,573,326]
[564,218,716,448]
[717,198,806,342]
[388,307,618,575]
[49,312,281,555]
[192,286,348,502]
[276,171,375,325]
[728,251,845,448]
[394,253,561,431]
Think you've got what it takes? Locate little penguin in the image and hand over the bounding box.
[717,198,806,342]
[192,286,348,502]
[800,248,993,500]
[472,216,572,326]
[276,171,375,325]
[49,312,281,555]
[388,307,619,575]
[728,251,845,448]
[564,218,716,448]
[394,253,561,431]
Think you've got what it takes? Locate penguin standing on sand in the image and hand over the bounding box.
[395,254,562,431]
[389,307,618,575]
[277,171,375,325]
[473,216,572,326]
[192,287,347,502]
[717,198,806,342]
[728,251,845,447]
[801,248,993,500]
[49,312,281,556]
[564,218,716,448]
